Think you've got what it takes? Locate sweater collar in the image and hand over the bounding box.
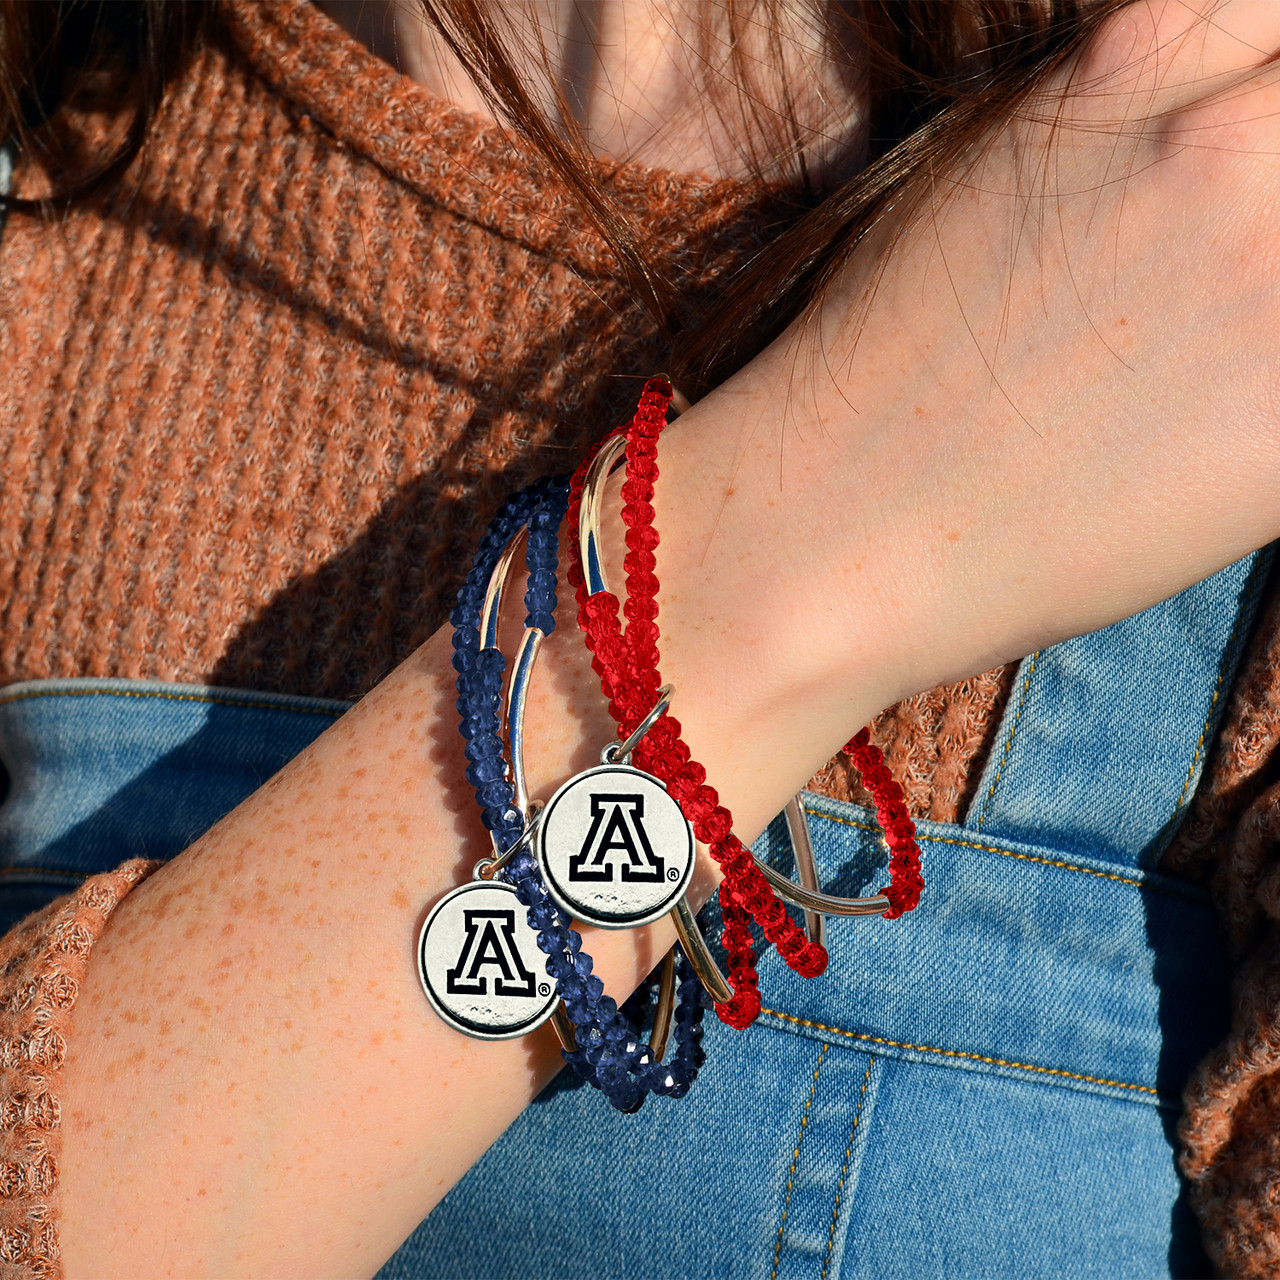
[220,0,767,281]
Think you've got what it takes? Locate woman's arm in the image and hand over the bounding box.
[58,2,1280,1274]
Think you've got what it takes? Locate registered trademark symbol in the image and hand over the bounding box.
[667,868,679,881]
[538,983,551,997]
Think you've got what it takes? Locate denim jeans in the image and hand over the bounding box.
[0,545,1270,1278]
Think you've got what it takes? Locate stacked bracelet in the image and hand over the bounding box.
[420,476,705,1111]
[416,482,561,1042]
[492,484,708,1108]
[417,377,925,1105]
[566,377,925,1026]
[566,379,822,1027]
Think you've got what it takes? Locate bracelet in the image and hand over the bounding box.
[566,379,819,1026]
[416,378,924,1100]
[567,377,925,1027]
[489,489,708,1108]
[419,477,705,1110]
[416,481,560,1042]
[580,432,899,927]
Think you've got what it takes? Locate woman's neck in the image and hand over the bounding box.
[315,0,866,185]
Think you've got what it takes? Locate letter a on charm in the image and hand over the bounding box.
[446,909,537,997]
[418,881,558,1040]
[537,762,695,929]
[569,793,664,883]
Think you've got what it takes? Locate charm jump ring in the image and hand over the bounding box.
[473,800,544,882]
[603,683,674,766]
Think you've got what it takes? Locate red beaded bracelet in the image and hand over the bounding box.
[567,376,924,1027]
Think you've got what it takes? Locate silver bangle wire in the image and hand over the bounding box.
[577,415,893,925]
[479,523,683,1052]
[477,526,593,1050]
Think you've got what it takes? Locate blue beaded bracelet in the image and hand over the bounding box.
[450,477,705,1110]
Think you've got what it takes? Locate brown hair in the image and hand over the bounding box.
[0,0,214,203]
[0,0,1124,390]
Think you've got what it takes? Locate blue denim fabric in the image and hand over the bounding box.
[0,545,1269,1278]
[381,547,1269,1280]
[966,549,1270,868]
[391,805,1229,1280]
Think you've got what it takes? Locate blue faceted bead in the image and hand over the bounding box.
[476,780,511,808]
[594,1051,627,1087]
[465,756,506,786]
[507,850,535,874]
[482,806,516,832]
[528,903,557,931]
[565,1055,594,1082]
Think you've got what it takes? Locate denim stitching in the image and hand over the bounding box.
[821,1056,874,1280]
[770,1041,827,1280]
[760,1008,1159,1096]
[0,686,349,718]
[801,805,1196,898]
[975,650,1039,830]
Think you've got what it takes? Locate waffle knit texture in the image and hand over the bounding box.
[0,0,1273,1273]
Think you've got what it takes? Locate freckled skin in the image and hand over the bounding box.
[59,476,756,1277]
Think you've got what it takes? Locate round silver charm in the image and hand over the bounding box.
[417,880,559,1040]
[537,762,695,929]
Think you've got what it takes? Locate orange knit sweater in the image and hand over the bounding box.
[0,1,1274,1274]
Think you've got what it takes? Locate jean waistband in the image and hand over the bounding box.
[0,678,349,876]
[753,791,1228,1108]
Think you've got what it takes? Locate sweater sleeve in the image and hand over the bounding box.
[0,860,159,1280]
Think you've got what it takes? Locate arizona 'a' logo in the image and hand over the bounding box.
[568,792,664,883]
[445,910,537,998]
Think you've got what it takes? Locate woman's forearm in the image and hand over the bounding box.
[58,619,636,1277]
